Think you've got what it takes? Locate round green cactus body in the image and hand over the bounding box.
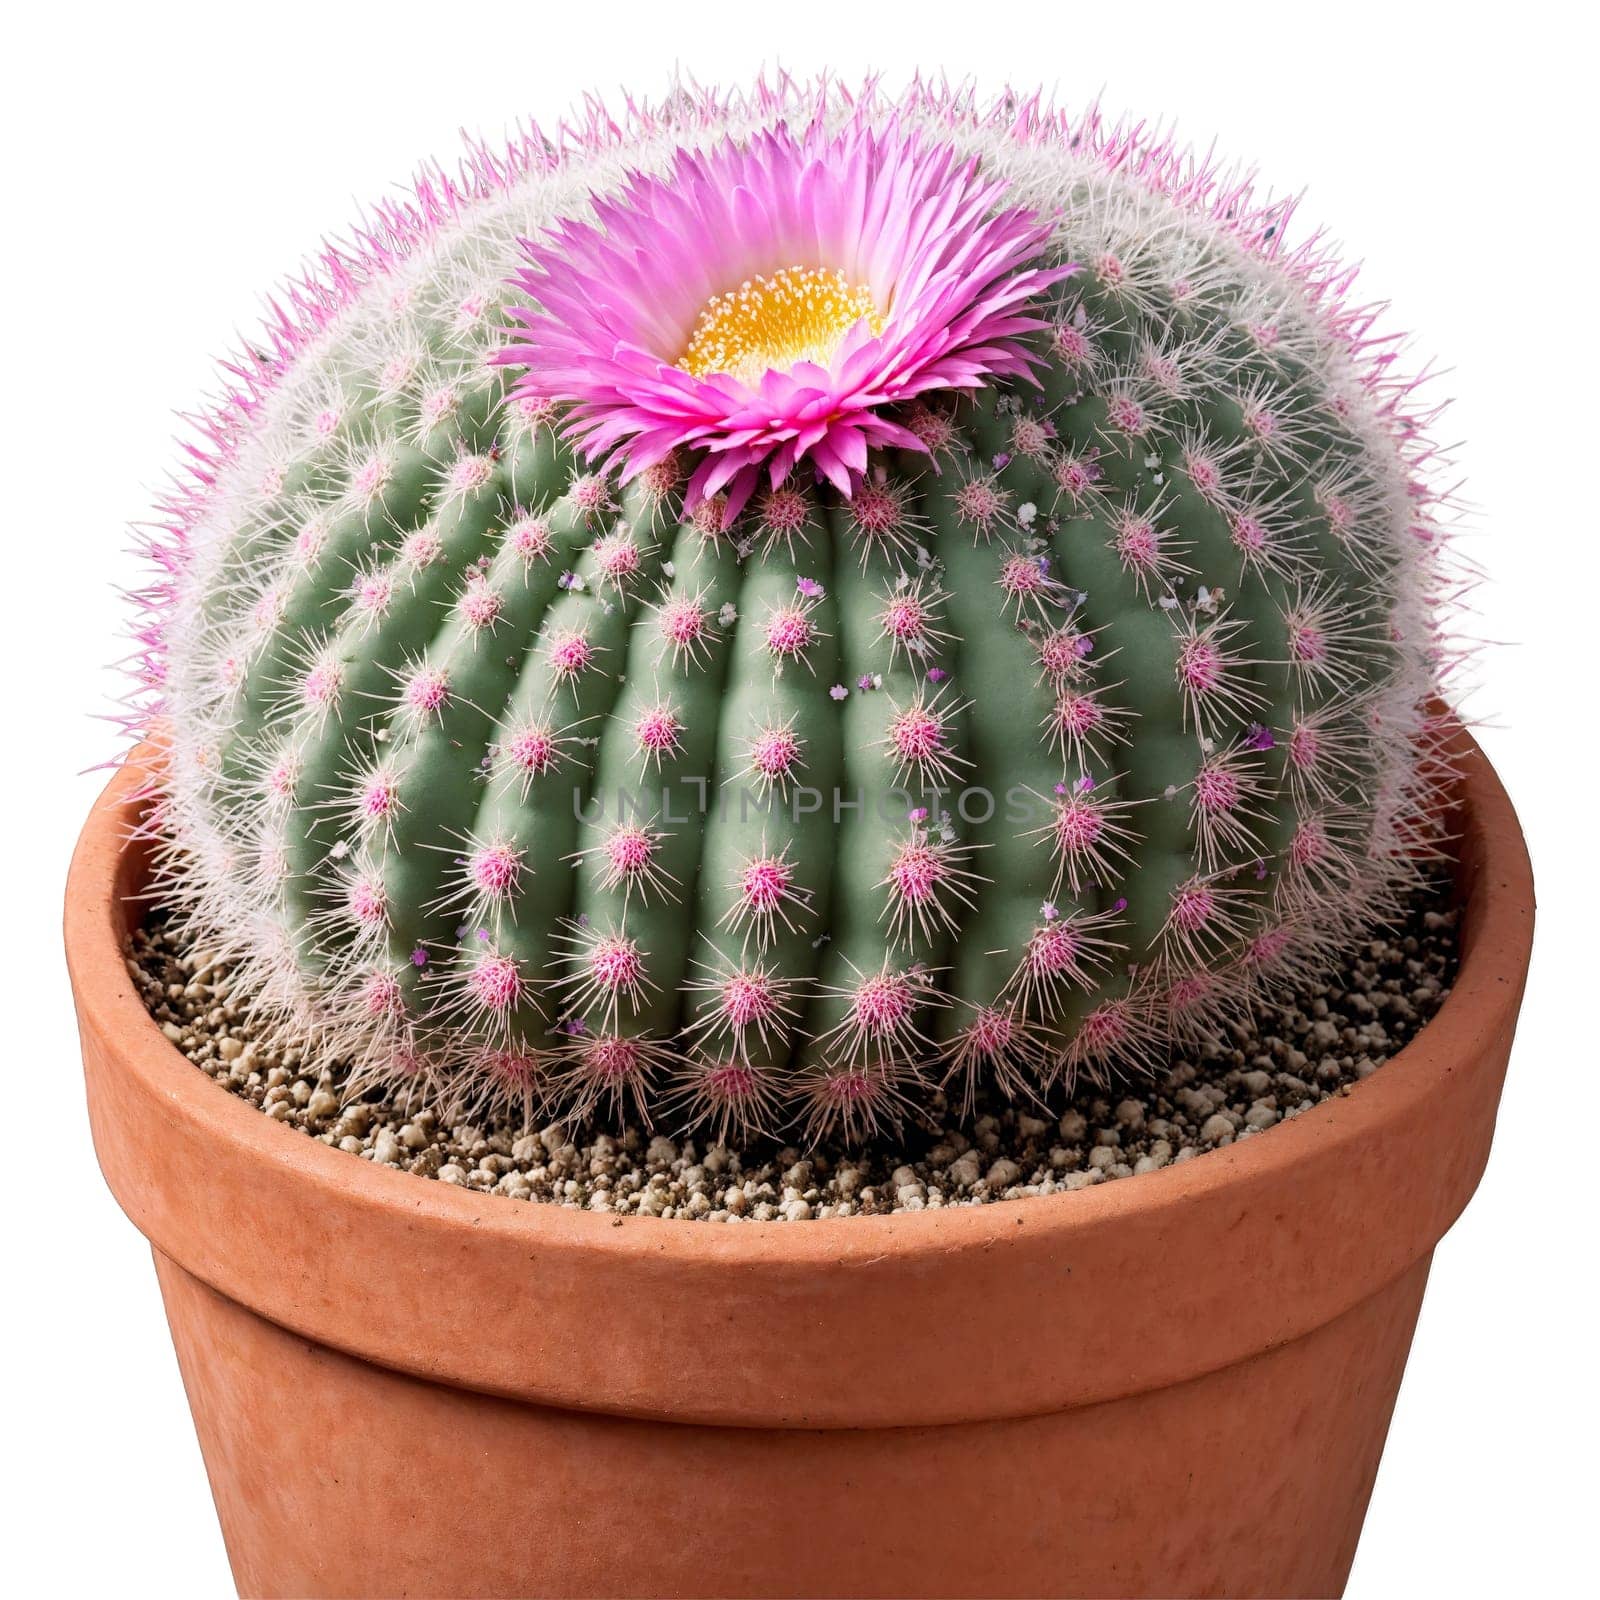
[154,88,1448,1141]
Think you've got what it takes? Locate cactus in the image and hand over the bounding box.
[134,78,1458,1143]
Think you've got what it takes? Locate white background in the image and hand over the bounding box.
[4,1,1592,1594]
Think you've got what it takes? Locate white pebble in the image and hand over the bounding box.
[948,1152,981,1188]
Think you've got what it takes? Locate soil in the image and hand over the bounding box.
[127,883,1459,1220]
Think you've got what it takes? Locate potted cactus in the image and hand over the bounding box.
[67,77,1533,1598]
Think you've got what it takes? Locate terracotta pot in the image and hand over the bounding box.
[66,726,1533,1600]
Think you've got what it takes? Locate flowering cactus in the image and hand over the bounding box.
[132,78,1460,1141]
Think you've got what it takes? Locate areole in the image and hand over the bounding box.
[72,725,1531,1435]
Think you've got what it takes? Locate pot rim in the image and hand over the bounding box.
[68,721,1534,1428]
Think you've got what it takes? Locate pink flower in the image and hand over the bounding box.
[502,118,1068,519]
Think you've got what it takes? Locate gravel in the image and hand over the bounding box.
[126,884,1459,1221]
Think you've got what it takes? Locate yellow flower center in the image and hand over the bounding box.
[679,265,884,385]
